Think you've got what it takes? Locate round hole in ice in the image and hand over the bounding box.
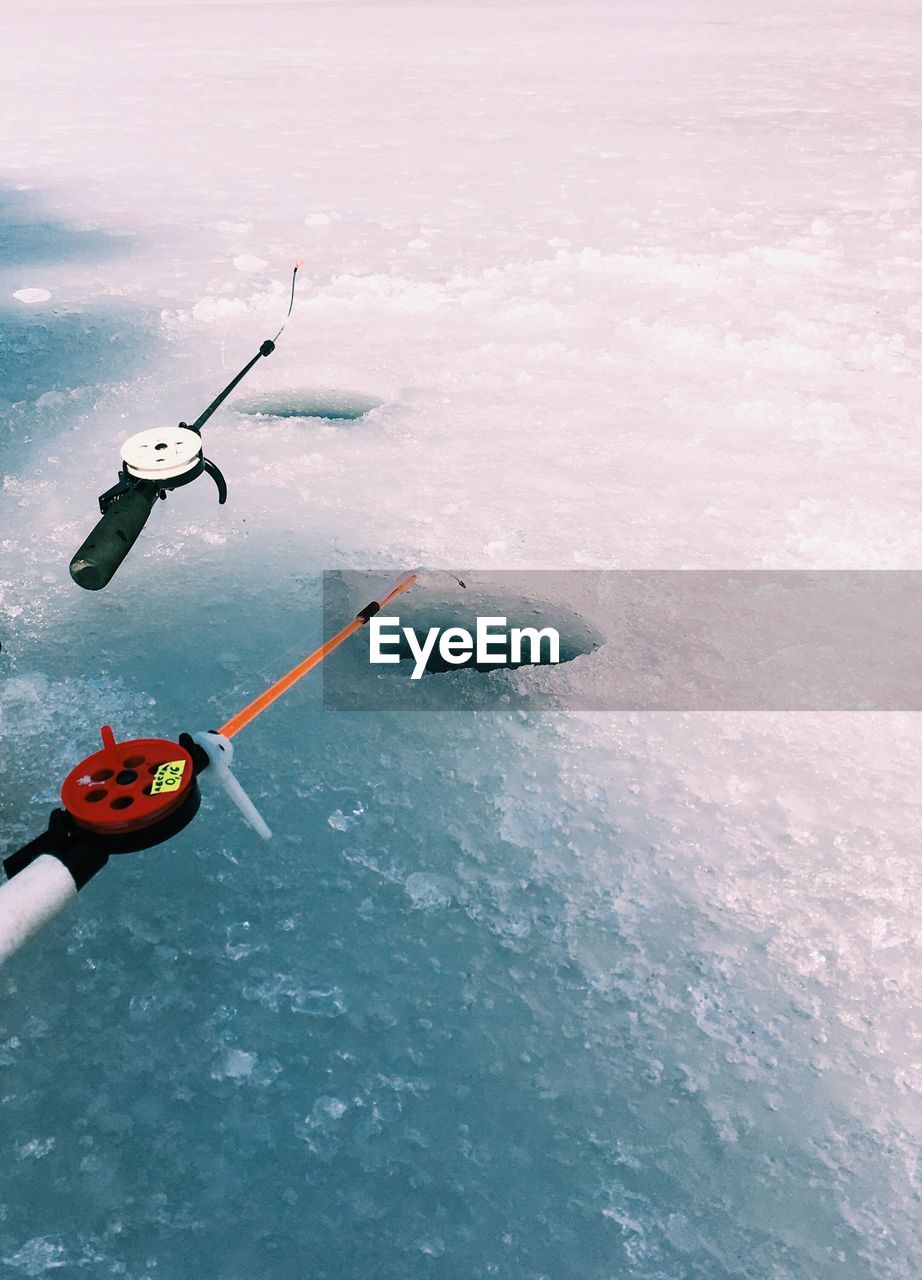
[233,388,383,422]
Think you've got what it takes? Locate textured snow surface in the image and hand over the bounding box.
[1,1,921,1278]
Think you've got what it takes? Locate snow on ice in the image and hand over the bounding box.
[0,1,920,1278]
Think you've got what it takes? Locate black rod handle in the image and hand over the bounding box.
[69,485,160,591]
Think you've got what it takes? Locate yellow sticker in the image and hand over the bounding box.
[150,759,186,795]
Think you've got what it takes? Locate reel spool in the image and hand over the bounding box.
[120,425,219,488]
[60,726,201,853]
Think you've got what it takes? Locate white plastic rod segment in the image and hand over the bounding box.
[191,730,272,840]
[0,855,78,967]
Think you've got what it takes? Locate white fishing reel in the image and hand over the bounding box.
[70,260,302,591]
[120,426,208,484]
[97,425,228,512]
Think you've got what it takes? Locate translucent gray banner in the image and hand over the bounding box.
[321,570,922,711]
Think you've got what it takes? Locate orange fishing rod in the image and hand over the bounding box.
[1,573,427,962]
[219,574,418,739]
[1,573,421,963]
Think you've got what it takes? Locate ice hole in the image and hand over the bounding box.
[233,388,382,422]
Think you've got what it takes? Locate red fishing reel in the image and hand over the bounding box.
[60,725,201,850]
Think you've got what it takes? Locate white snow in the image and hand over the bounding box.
[0,0,920,1277]
[232,253,269,273]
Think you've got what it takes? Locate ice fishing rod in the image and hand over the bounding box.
[0,574,417,967]
[69,262,303,593]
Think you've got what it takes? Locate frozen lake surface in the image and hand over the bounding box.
[1,2,920,1277]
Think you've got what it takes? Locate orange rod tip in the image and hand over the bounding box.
[218,575,419,740]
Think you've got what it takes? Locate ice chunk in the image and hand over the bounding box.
[233,253,268,273]
[214,1049,257,1080]
[404,872,456,910]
